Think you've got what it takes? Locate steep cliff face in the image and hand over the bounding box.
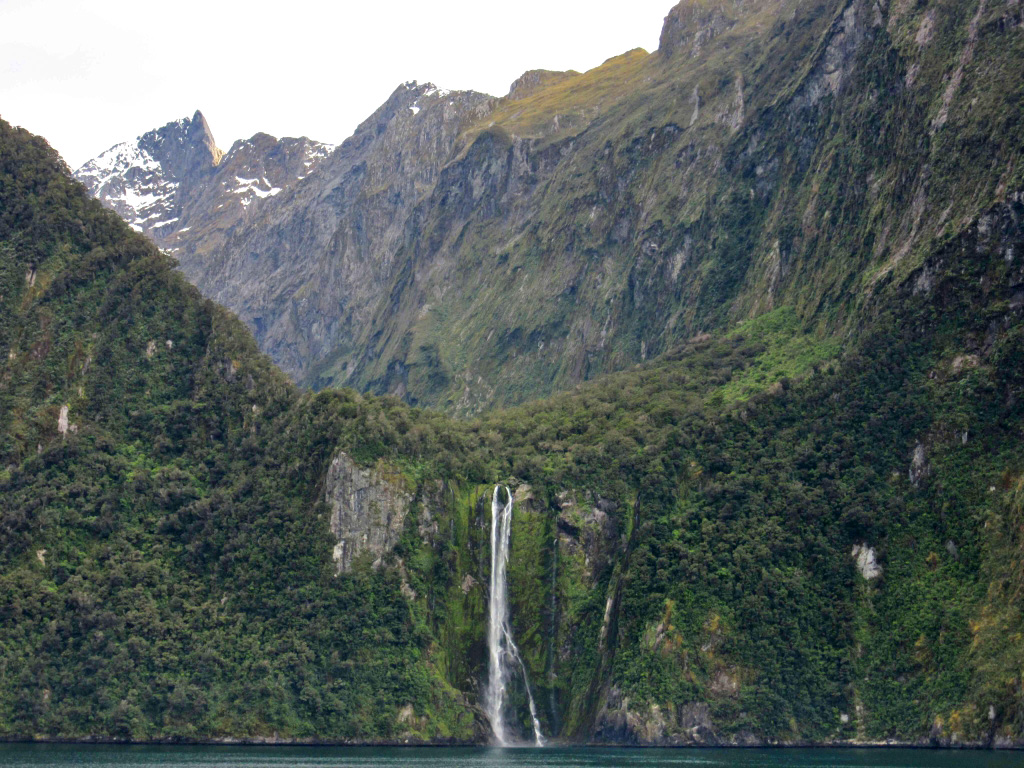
[164,131,333,262]
[170,82,494,379]
[334,0,1024,412]
[323,451,413,572]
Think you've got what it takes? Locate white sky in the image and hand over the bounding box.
[0,0,673,169]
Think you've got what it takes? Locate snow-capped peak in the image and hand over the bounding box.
[76,115,335,242]
[76,137,179,233]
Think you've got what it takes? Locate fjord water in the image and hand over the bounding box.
[0,746,1021,768]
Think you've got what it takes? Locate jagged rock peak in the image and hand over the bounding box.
[75,110,335,246]
[73,110,225,235]
[507,69,580,101]
[187,109,223,166]
[137,110,223,171]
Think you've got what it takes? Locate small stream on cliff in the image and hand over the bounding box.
[486,485,544,747]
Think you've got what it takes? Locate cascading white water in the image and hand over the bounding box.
[486,485,544,747]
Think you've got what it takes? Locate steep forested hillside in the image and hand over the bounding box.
[0,120,476,742]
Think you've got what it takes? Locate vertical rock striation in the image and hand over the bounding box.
[323,451,412,572]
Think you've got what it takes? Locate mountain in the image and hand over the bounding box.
[169,83,493,380]
[78,0,1024,418]
[1,117,476,743]
[75,111,221,235]
[75,110,333,257]
[5,0,1024,750]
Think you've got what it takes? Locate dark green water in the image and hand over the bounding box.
[0,746,1020,768]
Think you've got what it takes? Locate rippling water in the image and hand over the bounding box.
[0,745,1020,768]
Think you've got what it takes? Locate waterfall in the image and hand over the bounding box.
[486,485,544,747]
[548,536,559,734]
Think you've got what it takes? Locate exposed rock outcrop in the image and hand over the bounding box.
[555,491,621,586]
[909,441,930,486]
[658,0,748,59]
[593,687,755,745]
[323,451,412,572]
[851,543,882,580]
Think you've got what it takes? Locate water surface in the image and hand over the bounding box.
[0,745,1019,768]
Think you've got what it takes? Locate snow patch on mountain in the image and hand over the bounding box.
[78,141,162,187]
[232,176,283,206]
[76,141,178,231]
[404,82,455,117]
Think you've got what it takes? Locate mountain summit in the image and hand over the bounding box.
[75,111,220,234]
[74,112,333,248]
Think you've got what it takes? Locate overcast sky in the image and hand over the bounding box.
[0,0,672,169]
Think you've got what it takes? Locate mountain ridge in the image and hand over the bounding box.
[76,0,1024,418]
[74,110,334,255]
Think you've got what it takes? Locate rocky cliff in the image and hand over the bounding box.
[170,82,493,380]
[337,0,1024,412]
[323,451,413,572]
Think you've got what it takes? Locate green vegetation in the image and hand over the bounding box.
[0,121,473,743]
[716,307,841,404]
[461,49,650,144]
[2,0,1024,749]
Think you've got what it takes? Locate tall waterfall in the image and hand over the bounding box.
[486,485,544,746]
